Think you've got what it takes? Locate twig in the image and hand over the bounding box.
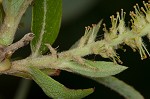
[45,44,57,58]
[0,33,34,61]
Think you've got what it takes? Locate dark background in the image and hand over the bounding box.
[0,0,150,99]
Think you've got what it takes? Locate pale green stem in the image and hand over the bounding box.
[2,56,76,75]
[91,76,144,99]
[0,16,16,45]
[0,0,33,46]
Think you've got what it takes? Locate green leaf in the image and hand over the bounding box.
[65,60,128,77]
[91,76,144,99]
[2,0,25,16]
[31,0,62,55]
[29,66,94,99]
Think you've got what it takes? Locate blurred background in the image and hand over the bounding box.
[0,0,150,99]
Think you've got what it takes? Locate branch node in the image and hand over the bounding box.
[0,33,34,61]
[45,44,57,58]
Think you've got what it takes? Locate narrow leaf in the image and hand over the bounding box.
[31,0,62,55]
[29,66,94,99]
[64,60,128,77]
[91,76,144,99]
[87,20,102,44]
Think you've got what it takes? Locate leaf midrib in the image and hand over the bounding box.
[33,0,47,56]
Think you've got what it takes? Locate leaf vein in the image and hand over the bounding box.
[34,0,47,56]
